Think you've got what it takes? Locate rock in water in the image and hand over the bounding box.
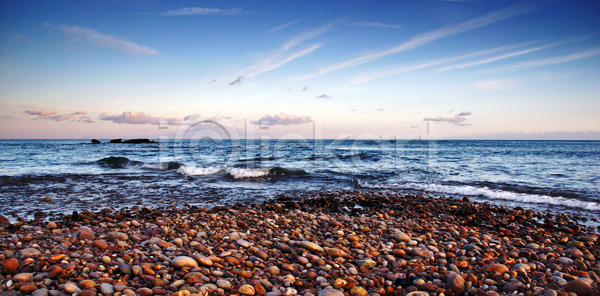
[109,138,122,143]
[91,139,101,144]
[171,256,199,269]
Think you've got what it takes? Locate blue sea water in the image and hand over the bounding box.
[0,139,598,222]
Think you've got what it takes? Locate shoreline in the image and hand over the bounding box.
[0,191,598,296]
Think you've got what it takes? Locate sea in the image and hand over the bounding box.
[0,139,599,223]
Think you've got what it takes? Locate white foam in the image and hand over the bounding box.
[177,165,225,176]
[226,167,270,179]
[359,181,600,211]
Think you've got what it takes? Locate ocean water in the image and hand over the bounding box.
[0,139,598,222]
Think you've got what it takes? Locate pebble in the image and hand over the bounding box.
[298,241,324,253]
[317,289,344,296]
[239,284,256,295]
[171,256,198,269]
[564,279,593,296]
[191,254,213,267]
[100,283,114,295]
[20,248,41,256]
[64,283,82,294]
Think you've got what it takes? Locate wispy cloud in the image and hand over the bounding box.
[300,86,308,92]
[309,3,534,78]
[266,20,300,35]
[471,78,520,91]
[348,42,534,84]
[229,76,245,85]
[99,111,182,125]
[53,24,160,57]
[250,113,312,126]
[163,7,247,16]
[352,22,401,29]
[424,111,473,126]
[238,22,336,78]
[24,110,93,122]
[24,110,57,116]
[508,47,600,68]
[316,94,331,99]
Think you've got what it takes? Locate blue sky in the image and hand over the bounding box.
[0,0,599,139]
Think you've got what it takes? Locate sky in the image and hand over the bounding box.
[0,0,599,140]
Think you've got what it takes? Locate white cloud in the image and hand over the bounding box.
[266,20,300,35]
[250,113,312,126]
[164,7,247,16]
[352,22,401,29]
[508,47,600,68]
[311,3,534,78]
[424,111,473,125]
[55,25,159,57]
[471,78,520,91]
[99,111,182,125]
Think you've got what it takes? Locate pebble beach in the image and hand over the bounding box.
[0,191,598,296]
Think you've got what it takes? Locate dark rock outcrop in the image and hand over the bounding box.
[91,139,101,144]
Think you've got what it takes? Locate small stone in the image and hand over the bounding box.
[333,278,347,289]
[278,243,292,253]
[265,266,280,275]
[20,248,41,256]
[394,230,411,242]
[503,280,526,292]
[544,290,558,296]
[172,291,190,296]
[326,248,346,258]
[136,288,153,296]
[318,289,345,296]
[100,283,114,295]
[298,241,324,253]
[79,228,95,240]
[406,292,429,296]
[486,264,509,274]
[357,259,376,269]
[217,279,232,290]
[447,273,465,295]
[32,288,49,296]
[171,256,199,269]
[239,270,253,279]
[2,258,19,274]
[349,286,368,296]
[192,254,213,267]
[12,273,33,282]
[79,280,96,289]
[20,285,38,293]
[64,283,82,294]
[173,238,183,246]
[564,279,593,296]
[93,240,108,250]
[106,232,128,242]
[117,263,133,276]
[239,284,256,295]
[411,247,433,258]
[237,239,251,248]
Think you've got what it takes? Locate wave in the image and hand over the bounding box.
[96,157,143,169]
[177,165,306,179]
[142,162,185,171]
[358,181,600,211]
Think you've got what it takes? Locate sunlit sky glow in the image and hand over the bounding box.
[1,0,599,139]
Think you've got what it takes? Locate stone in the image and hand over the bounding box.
[326,248,346,258]
[117,263,133,276]
[406,292,429,296]
[172,291,190,296]
[333,278,347,289]
[564,279,593,296]
[447,273,465,295]
[64,283,82,294]
[2,258,19,274]
[503,280,526,292]
[299,241,324,253]
[237,239,251,248]
[277,243,292,253]
[239,284,256,295]
[136,288,153,296]
[100,283,114,295]
[544,290,558,296]
[171,256,199,269]
[357,259,376,269]
[318,289,345,296]
[20,248,41,256]
[411,247,433,258]
[191,254,213,267]
[93,240,108,250]
[569,248,584,258]
[32,288,49,296]
[217,279,232,290]
[265,266,280,275]
[394,230,411,242]
[79,228,95,240]
[12,273,33,282]
[78,280,96,289]
[349,286,368,296]
[106,232,128,242]
[486,264,509,274]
